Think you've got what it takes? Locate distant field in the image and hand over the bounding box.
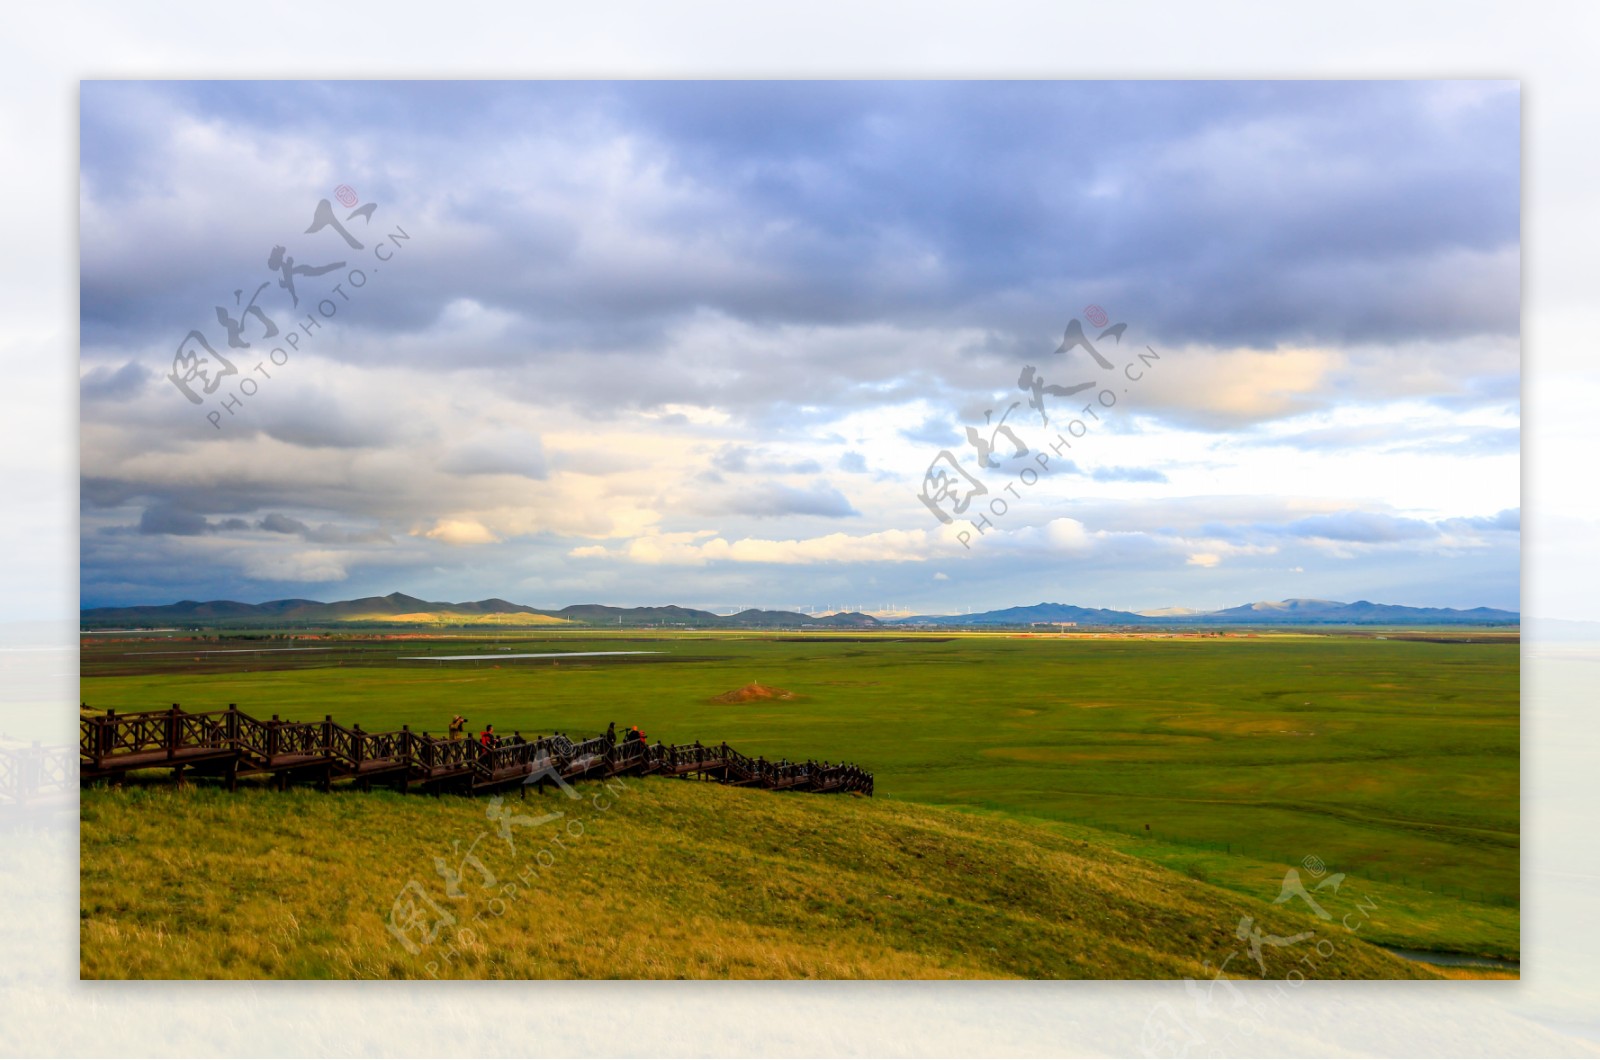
[79,629,1519,962]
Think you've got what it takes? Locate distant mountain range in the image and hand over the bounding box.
[890,598,1519,627]
[80,593,1519,630]
[891,603,1148,627]
[78,592,879,630]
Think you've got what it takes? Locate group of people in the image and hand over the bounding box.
[446,715,645,750]
[604,721,648,745]
[447,715,527,749]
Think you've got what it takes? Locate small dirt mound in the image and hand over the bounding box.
[711,682,796,704]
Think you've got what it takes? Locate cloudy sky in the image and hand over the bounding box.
[79,80,1519,615]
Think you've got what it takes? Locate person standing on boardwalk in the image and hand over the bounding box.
[449,714,467,741]
[606,721,616,745]
[480,723,496,749]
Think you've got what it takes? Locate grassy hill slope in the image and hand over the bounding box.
[80,778,1433,980]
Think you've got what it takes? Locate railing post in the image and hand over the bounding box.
[99,710,115,764]
[18,741,40,806]
[268,714,280,759]
[167,704,180,760]
[323,715,334,757]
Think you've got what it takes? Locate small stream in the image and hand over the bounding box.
[1381,945,1520,972]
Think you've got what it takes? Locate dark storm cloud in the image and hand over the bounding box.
[137,503,212,536]
[87,476,298,518]
[80,361,152,402]
[120,503,393,547]
[80,81,1518,426]
[1278,511,1443,544]
[711,445,821,475]
[258,513,308,534]
[702,482,861,520]
[614,80,1518,344]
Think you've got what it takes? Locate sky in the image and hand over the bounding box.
[78,80,1520,615]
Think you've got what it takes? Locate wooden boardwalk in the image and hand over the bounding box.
[78,705,874,797]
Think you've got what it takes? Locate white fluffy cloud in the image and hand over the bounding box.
[572,526,960,566]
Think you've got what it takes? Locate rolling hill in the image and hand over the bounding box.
[79,593,881,630]
[79,776,1437,979]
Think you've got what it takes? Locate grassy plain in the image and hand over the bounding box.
[79,629,1518,971]
[80,776,1435,979]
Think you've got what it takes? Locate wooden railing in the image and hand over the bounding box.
[77,704,873,797]
[0,740,75,807]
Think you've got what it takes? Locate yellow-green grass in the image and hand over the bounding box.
[79,777,1434,980]
[80,631,1518,962]
[343,611,576,626]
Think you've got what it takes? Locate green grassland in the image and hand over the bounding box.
[79,629,1518,974]
[80,776,1435,980]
